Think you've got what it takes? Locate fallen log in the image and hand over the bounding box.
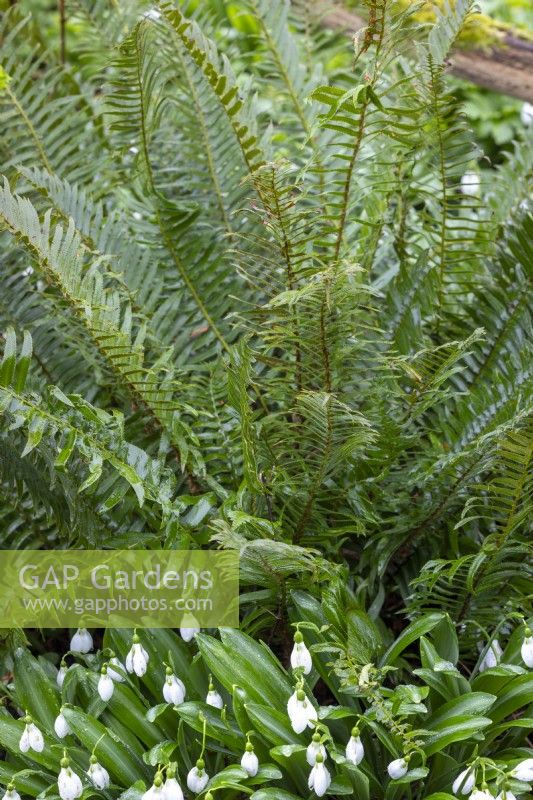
[319,3,533,102]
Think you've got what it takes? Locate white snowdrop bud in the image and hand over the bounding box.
[163,667,186,705]
[241,742,259,777]
[57,663,68,688]
[142,772,165,800]
[19,716,44,753]
[521,102,533,126]
[54,710,71,739]
[163,769,184,800]
[387,757,409,779]
[461,171,480,196]
[307,752,331,798]
[2,784,21,800]
[479,639,503,672]
[290,631,312,675]
[287,688,318,734]
[453,767,476,795]
[511,757,533,782]
[70,628,93,654]
[107,656,126,683]
[521,627,533,668]
[206,679,223,709]
[58,756,83,800]
[180,627,199,643]
[307,732,327,766]
[98,667,114,702]
[496,791,517,800]
[87,756,110,790]
[125,633,149,677]
[345,726,364,766]
[186,760,209,794]
[471,787,494,800]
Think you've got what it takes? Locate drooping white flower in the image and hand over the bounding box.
[461,171,480,197]
[307,733,327,766]
[470,788,494,800]
[87,757,110,790]
[308,753,331,798]
[345,727,364,766]
[387,757,409,779]
[125,633,149,677]
[57,663,68,688]
[163,669,186,705]
[287,688,318,734]
[142,774,165,800]
[58,758,83,800]
[186,760,209,794]
[107,656,126,683]
[479,640,503,672]
[521,628,533,668]
[70,628,93,654]
[143,8,161,21]
[19,717,44,753]
[496,791,517,800]
[2,785,21,800]
[180,627,199,643]
[453,767,476,795]
[163,775,184,800]
[511,757,533,782]
[206,680,223,709]
[290,631,312,675]
[241,743,259,776]
[521,102,533,126]
[54,711,71,739]
[98,668,114,702]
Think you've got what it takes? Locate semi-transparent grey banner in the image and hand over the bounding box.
[0,550,239,628]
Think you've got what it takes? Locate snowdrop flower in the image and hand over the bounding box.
[180,627,199,643]
[521,627,533,668]
[186,759,209,794]
[57,662,68,688]
[453,767,476,795]
[19,715,44,753]
[479,639,503,672]
[87,756,110,790]
[58,756,83,800]
[287,687,318,734]
[345,726,364,766]
[308,752,331,797]
[70,628,93,654]
[107,655,126,683]
[143,8,161,21]
[461,171,480,196]
[387,757,409,779]
[54,710,71,739]
[290,630,312,675]
[206,679,223,709]
[496,791,517,800]
[511,758,533,782]
[125,632,149,677]
[2,783,20,800]
[163,667,186,705]
[471,787,494,800]
[241,742,259,776]
[98,666,114,702]
[163,766,184,800]
[307,732,327,766]
[142,772,165,800]
[521,102,533,126]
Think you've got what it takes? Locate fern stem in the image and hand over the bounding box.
[5,86,53,173]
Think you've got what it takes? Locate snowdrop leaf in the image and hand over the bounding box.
[13,647,60,729]
[380,613,445,666]
[0,717,56,771]
[247,765,283,783]
[489,672,533,722]
[245,704,300,746]
[250,791,301,800]
[176,701,244,749]
[423,714,492,755]
[269,745,306,758]
[318,706,355,720]
[116,781,146,800]
[347,608,382,664]
[393,767,430,784]
[426,692,496,726]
